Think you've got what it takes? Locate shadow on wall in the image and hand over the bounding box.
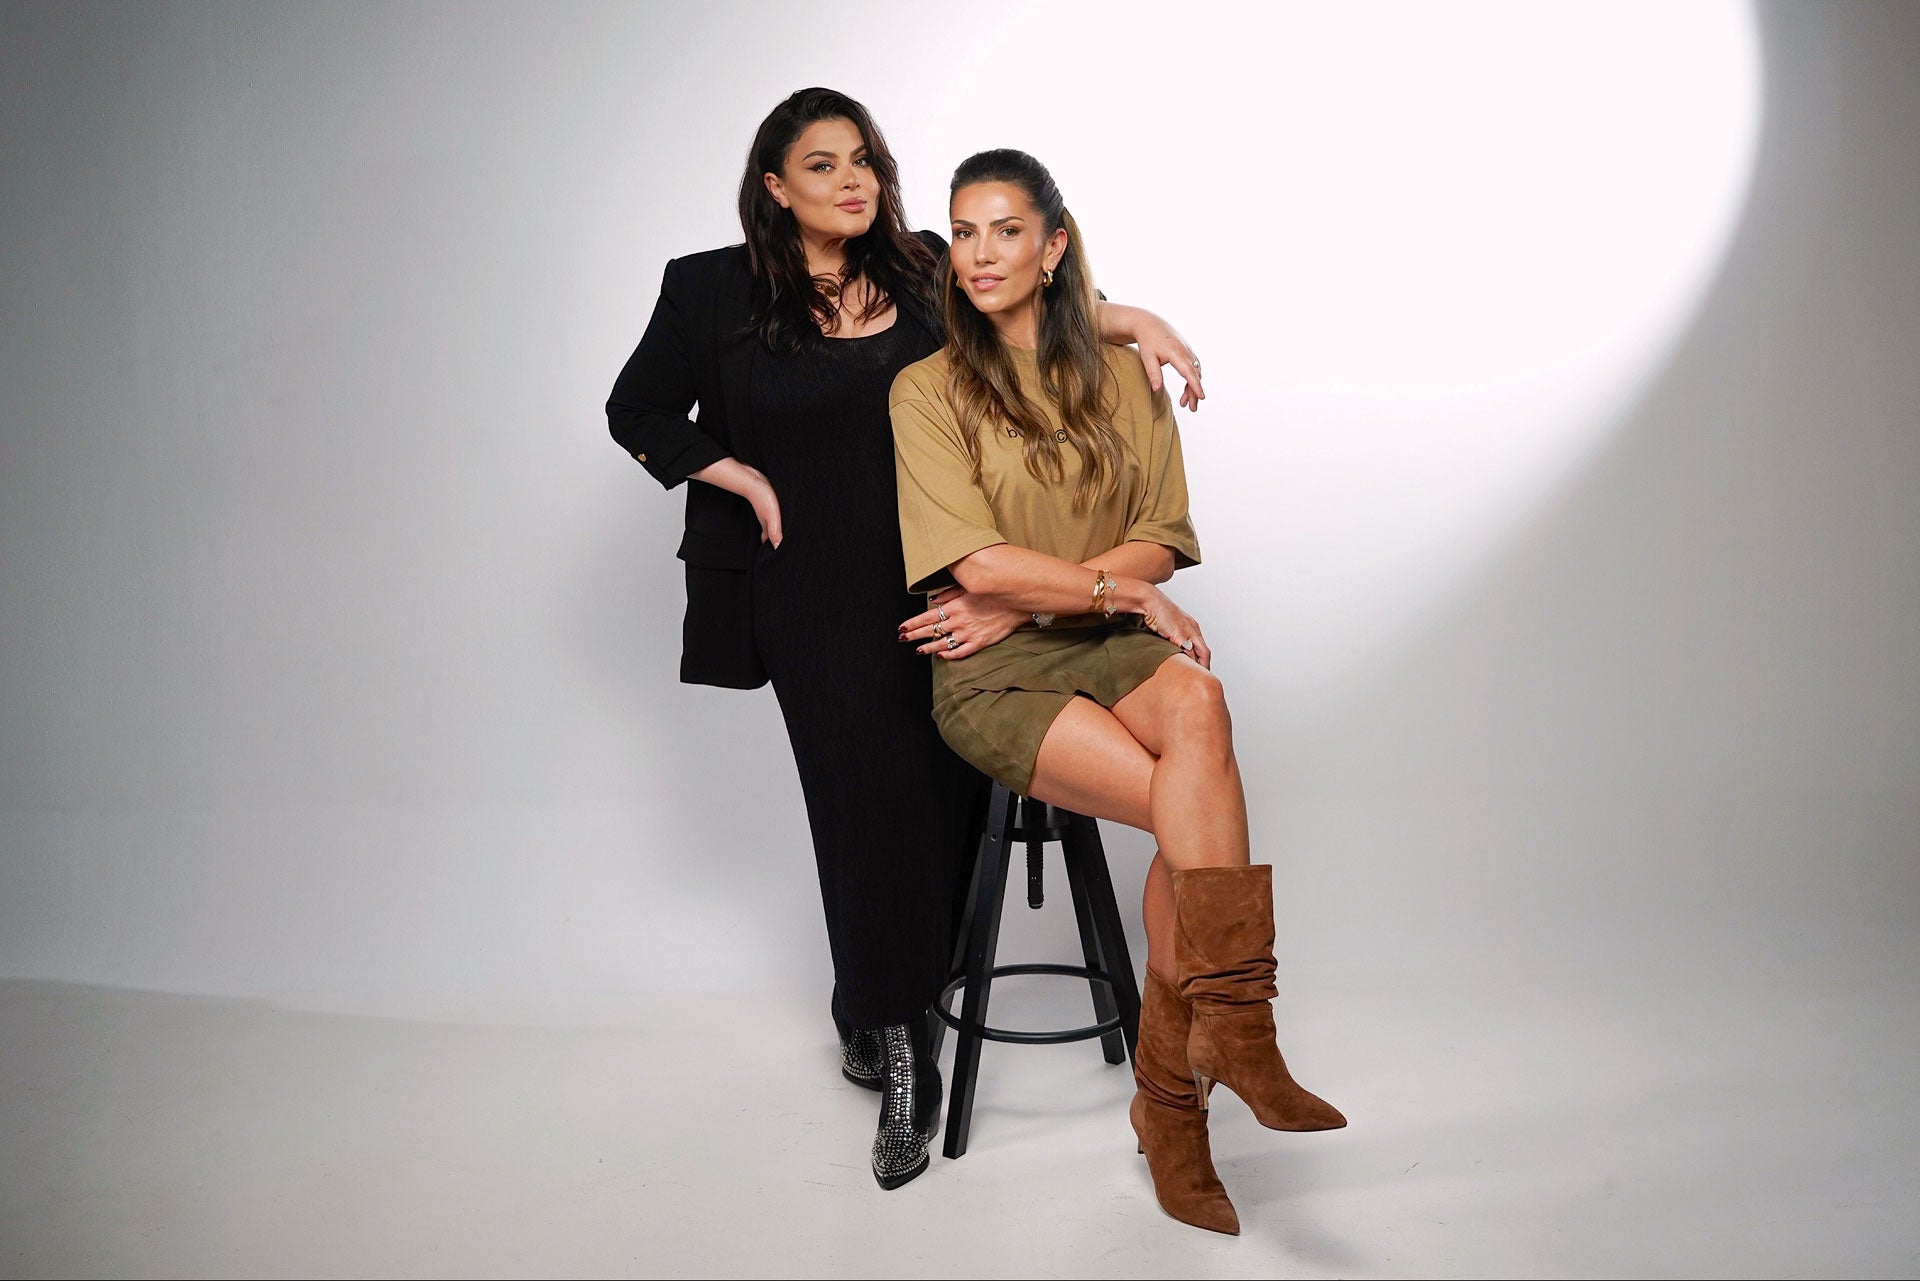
[1260,0,1920,988]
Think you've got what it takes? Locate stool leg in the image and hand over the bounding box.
[1061,827,1127,1065]
[931,824,988,1067]
[1024,796,1046,909]
[1064,812,1141,1062]
[945,783,1018,1160]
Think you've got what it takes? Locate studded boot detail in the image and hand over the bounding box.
[871,1014,942,1190]
[831,986,884,1091]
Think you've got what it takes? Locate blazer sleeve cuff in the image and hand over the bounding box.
[644,433,730,490]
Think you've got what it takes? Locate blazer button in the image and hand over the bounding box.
[635,452,648,462]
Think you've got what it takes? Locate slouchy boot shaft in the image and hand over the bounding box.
[1172,865,1347,1133]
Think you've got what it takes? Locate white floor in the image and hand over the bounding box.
[1,966,1915,1279]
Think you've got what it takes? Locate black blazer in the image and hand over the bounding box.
[606,233,946,689]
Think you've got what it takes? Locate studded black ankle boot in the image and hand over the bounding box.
[831,986,884,1091]
[871,1013,941,1190]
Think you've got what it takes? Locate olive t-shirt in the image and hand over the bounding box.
[890,344,1201,611]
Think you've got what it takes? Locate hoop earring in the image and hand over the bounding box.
[1042,267,1055,287]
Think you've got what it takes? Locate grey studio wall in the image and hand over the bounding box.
[1,1,1915,1019]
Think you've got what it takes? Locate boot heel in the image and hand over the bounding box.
[1195,1073,1214,1109]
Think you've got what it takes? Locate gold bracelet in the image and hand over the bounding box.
[1091,568,1119,619]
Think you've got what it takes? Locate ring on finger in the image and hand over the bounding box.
[932,624,948,638]
[937,605,948,622]
[947,637,960,651]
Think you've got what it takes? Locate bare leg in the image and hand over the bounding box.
[1143,851,1174,980]
[1025,656,1247,869]
[1025,696,1164,967]
[1026,658,1254,973]
[1025,695,1155,830]
[1109,655,1249,873]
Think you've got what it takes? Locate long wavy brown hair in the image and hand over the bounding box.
[736,88,938,355]
[942,149,1121,511]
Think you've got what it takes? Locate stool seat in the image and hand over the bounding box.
[933,783,1142,1159]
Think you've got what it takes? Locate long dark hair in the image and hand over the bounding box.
[942,149,1120,511]
[737,87,937,355]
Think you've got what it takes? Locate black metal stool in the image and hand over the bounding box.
[931,782,1143,1159]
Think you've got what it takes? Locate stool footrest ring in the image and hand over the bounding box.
[936,963,1123,1045]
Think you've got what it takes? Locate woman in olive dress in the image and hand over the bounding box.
[891,149,1343,1232]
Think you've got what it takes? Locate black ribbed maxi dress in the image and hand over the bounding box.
[746,311,988,1029]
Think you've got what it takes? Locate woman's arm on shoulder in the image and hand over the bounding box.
[1093,301,1206,413]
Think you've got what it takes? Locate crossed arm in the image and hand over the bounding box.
[899,539,1211,669]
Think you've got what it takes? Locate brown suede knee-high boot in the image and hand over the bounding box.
[1129,968,1239,1235]
[1172,865,1347,1132]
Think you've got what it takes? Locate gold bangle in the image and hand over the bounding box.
[1091,568,1119,619]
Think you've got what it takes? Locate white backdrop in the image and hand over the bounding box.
[2,1,1916,1019]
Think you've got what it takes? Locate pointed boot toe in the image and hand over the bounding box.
[1299,1090,1347,1132]
[1191,1008,1348,1132]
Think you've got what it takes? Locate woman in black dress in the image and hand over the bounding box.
[605,87,1203,1190]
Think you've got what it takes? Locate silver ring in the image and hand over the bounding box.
[946,637,960,651]
[937,605,948,622]
[1182,639,1195,652]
